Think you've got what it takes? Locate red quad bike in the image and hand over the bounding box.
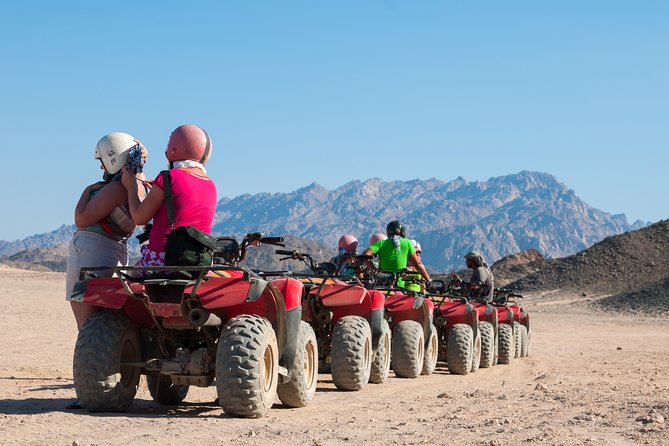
[452,281,500,369]
[263,250,386,390]
[425,279,482,375]
[70,233,318,418]
[493,288,530,362]
[364,269,438,379]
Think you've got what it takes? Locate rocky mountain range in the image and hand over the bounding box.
[0,171,648,272]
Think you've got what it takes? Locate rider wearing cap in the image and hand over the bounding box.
[452,251,495,301]
[362,220,430,288]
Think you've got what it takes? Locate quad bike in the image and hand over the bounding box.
[362,269,437,379]
[261,250,385,390]
[493,288,530,361]
[448,280,500,369]
[70,233,318,418]
[425,279,481,376]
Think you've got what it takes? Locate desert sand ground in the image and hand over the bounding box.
[0,266,667,446]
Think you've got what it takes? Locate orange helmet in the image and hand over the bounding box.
[165,124,212,165]
[338,235,358,253]
[369,233,387,246]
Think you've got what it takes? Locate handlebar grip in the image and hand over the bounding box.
[275,249,295,256]
[261,237,284,245]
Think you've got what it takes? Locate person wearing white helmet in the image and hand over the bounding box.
[121,124,217,267]
[66,132,149,331]
[451,251,495,301]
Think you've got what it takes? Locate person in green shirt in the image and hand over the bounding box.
[362,220,430,288]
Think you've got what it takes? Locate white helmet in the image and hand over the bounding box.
[410,239,422,253]
[94,132,139,175]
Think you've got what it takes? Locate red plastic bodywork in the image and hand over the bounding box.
[82,272,303,329]
[305,280,382,324]
[384,292,434,326]
[433,299,478,330]
[471,301,499,327]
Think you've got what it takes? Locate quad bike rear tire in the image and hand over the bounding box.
[369,319,391,384]
[391,320,425,379]
[519,324,529,358]
[216,315,278,418]
[421,324,439,376]
[73,311,141,412]
[446,323,473,375]
[470,327,482,373]
[331,316,372,391]
[497,323,515,365]
[277,321,318,408]
[525,328,531,357]
[513,322,523,359]
[146,375,189,405]
[478,321,495,369]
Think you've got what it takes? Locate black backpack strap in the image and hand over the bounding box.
[199,128,211,164]
[161,170,175,230]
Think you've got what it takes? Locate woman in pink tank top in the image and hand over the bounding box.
[122,124,217,266]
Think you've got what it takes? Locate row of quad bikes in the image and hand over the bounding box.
[71,234,531,418]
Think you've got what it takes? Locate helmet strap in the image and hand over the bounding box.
[199,128,211,164]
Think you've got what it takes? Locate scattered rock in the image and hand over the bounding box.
[575,413,594,421]
[617,347,622,351]
[535,383,548,392]
[72,441,80,446]
[636,413,665,424]
[437,392,450,399]
[247,430,258,437]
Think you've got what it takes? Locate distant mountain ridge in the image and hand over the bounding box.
[1,171,647,271]
[212,171,645,270]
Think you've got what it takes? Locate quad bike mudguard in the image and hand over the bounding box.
[385,292,435,340]
[472,301,499,332]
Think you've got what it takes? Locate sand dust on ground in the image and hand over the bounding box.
[0,267,667,446]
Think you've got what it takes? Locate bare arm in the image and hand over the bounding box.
[74,182,126,227]
[408,252,430,282]
[362,248,373,256]
[122,167,163,225]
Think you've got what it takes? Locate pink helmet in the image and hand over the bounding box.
[369,233,387,246]
[338,235,358,253]
[166,124,212,165]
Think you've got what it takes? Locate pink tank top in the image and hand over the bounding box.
[148,168,217,253]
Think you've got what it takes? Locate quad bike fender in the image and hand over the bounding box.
[217,281,288,356]
[315,283,367,307]
[495,306,515,325]
[368,290,386,311]
[271,278,304,312]
[278,306,303,383]
[198,276,267,309]
[81,277,143,309]
[370,308,385,349]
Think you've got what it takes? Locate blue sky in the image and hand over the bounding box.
[1,1,667,241]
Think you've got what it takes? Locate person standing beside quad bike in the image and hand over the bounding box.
[121,124,217,267]
[67,132,149,331]
[451,251,495,302]
[362,220,430,288]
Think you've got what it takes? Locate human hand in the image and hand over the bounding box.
[450,271,461,281]
[121,166,136,190]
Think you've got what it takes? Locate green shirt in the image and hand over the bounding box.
[370,238,416,287]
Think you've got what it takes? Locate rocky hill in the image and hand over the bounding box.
[1,171,647,272]
[507,219,669,315]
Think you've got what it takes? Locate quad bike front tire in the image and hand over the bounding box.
[513,322,523,359]
[216,315,279,418]
[422,324,439,376]
[369,319,391,384]
[520,324,529,358]
[446,323,473,375]
[497,323,515,365]
[146,375,189,405]
[331,316,373,391]
[73,311,142,412]
[391,320,425,379]
[478,321,495,369]
[277,321,318,408]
